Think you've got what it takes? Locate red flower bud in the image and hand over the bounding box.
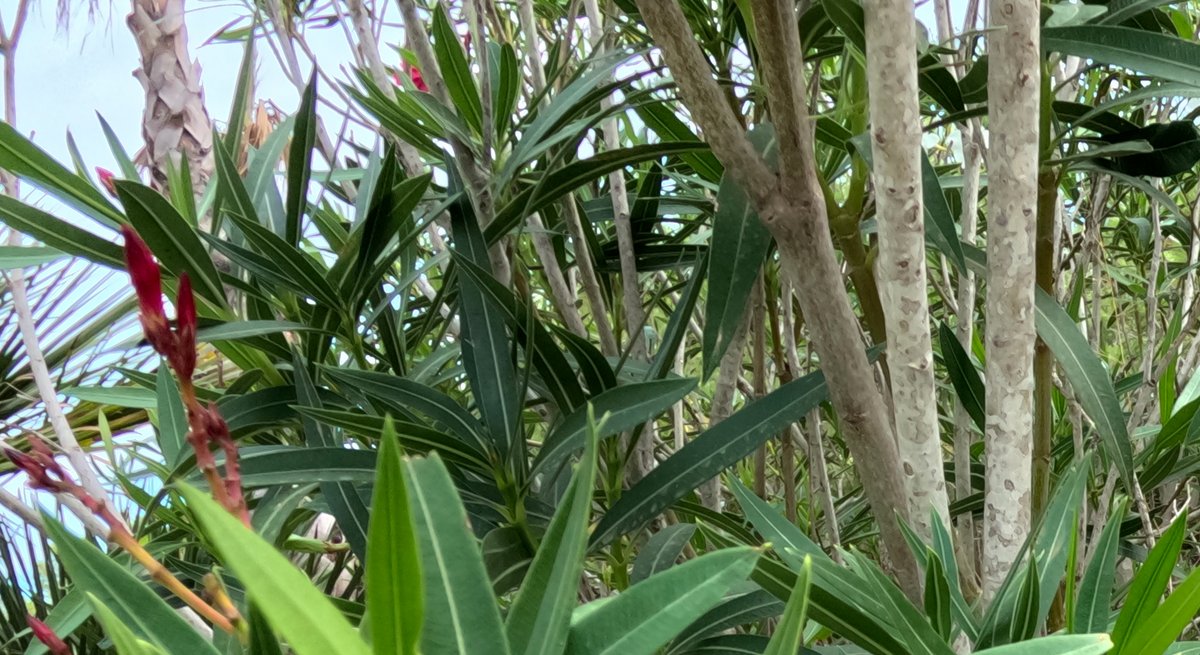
[172,273,197,380]
[96,167,117,198]
[122,226,173,355]
[407,64,429,92]
[26,615,69,655]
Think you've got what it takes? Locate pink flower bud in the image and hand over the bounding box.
[26,615,69,655]
[95,167,117,198]
[172,273,197,380]
[122,226,174,356]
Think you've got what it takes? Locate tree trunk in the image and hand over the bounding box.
[864,0,950,540]
[982,0,1040,603]
[633,0,921,600]
[127,0,214,198]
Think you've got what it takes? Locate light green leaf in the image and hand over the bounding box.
[176,483,371,655]
[506,411,600,655]
[405,453,510,655]
[763,556,812,655]
[42,516,220,654]
[367,418,423,655]
[0,246,64,269]
[974,635,1113,655]
[87,594,167,655]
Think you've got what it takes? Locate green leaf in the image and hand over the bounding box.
[219,212,343,309]
[566,547,760,655]
[115,181,228,308]
[295,361,370,559]
[41,516,220,654]
[177,483,372,655]
[453,253,588,413]
[448,167,521,462]
[63,386,157,408]
[213,137,259,225]
[321,366,490,456]
[1072,498,1127,634]
[294,406,492,472]
[197,320,316,342]
[1034,289,1133,488]
[1111,509,1189,651]
[229,446,378,486]
[923,549,953,641]
[431,5,483,133]
[703,125,774,380]
[0,196,124,268]
[506,410,600,655]
[0,246,64,269]
[286,76,318,245]
[532,378,697,477]
[405,453,511,655]
[155,366,187,466]
[22,590,90,655]
[920,151,968,273]
[367,418,423,655]
[630,524,696,585]
[1043,26,1200,87]
[938,322,984,433]
[763,556,812,655]
[0,122,124,227]
[87,594,167,655]
[487,143,710,245]
[973,635,1112,655]
[1123,567,1200,655]
[590,369,828,548]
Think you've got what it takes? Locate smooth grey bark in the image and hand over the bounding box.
[982,0,1041,603]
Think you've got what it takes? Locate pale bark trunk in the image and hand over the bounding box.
[519,0,617,354]
[128,0,214,198]
[700,311,749,509]
[634,0,921,600]
[864,0,950,540]
[981,0,1040,603]
[585,0,655,482]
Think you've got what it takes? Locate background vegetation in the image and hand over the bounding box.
[0,0,1198,653]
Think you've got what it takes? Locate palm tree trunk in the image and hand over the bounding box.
[127,0,214,198]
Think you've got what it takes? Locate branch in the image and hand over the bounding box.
[632,1,775,209]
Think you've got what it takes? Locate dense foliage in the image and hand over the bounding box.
[0,0,1200,653]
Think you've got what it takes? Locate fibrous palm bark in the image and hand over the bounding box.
[863,0,950,540]
[982,0,1040,603]
[127,0,214,197]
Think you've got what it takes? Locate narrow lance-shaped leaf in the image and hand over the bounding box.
[177,483,372,655]
[762,556,813,655]
[506,409,600,655]
[703,125,775,380]
[405,453,511,655]
[590,368,829,548]
[1034,289,1133,487]
[41,515,220,655]
[567,547,762,655]
[286,75,318,246]
[367,417,423,655]
[447,163,522,465]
